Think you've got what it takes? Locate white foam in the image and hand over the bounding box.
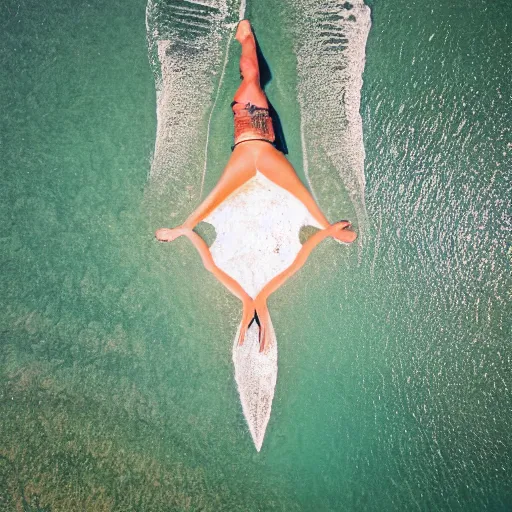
[239,0,246,21]
[300,110,319,204]
[291,0,371,237]
[232,318,277,452]
[146,0,233,190]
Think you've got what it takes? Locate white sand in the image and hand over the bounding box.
[204,172,322,450]
[205,172,323,298]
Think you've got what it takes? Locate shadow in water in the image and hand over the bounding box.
[255,34,288,155]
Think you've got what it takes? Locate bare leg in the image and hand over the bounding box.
[233,20,268,109]
[257,149,357,242]
[163,20,268,231]
[155,227,255,344]
[233,22,330,228]
[181,151,255,229]
[159,20,353,237]
[255,144,331,228]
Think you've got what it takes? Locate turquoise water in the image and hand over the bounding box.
[1,0,510,511]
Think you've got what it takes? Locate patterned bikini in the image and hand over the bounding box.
[232,102,276,149]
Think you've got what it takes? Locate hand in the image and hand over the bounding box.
[254,297,272,353]
[155,227,186,242]
[329,221,357,244]
[238,298,255,346]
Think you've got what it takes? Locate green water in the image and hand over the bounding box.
[1,0,510,510]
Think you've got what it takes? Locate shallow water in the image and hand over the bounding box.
[1,0,511,510]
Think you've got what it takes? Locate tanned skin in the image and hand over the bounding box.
[156,20,357,352]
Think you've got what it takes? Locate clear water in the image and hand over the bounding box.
[1,0,510,511]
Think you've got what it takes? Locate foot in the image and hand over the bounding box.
[330,221,357,244]
[235,19,253,43]
[155,227,185,242]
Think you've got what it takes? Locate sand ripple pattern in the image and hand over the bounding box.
[290,0,371,237]
[145,0,237,207]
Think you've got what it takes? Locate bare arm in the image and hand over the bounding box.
[181,154,255,230]
[156,221,356,352]
[254,221,355,352]
[182,229,251,305]
[256,222,352,304]
[156,227,254,343]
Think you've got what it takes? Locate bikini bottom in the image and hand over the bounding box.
[232,102,275,149]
